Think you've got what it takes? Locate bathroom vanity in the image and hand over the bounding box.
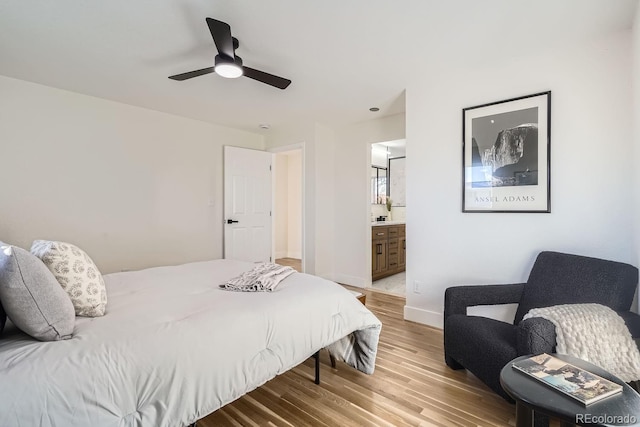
[371,222,406,280]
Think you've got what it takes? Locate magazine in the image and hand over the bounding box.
[512,353,623,405]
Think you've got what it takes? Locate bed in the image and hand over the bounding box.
[0,259,381,426]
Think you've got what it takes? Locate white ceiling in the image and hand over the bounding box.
[0,0,637,134]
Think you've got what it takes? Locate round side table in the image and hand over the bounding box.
[500,354,640,427]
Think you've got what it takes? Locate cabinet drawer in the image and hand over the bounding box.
[388,239,399,248]
[399,224,406,237]
[372,227,388,239]
[388,226,400,238]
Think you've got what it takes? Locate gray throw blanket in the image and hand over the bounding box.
[326,324,381,375]
[220,262,295,292]
[524,303,640,382]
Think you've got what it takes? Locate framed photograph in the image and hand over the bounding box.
[462,91,551,213]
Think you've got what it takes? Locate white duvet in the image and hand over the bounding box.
[0,259,381,427]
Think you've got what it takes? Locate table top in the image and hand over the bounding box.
[500,354,640,426]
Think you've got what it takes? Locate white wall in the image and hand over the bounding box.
[405,31,635,327]
[333,114,406,286]
[313,123,337,279]
[0,76,264,273]
[287,150,302,258]
[274,153,289,258]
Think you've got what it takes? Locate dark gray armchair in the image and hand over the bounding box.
[444,251,640,401]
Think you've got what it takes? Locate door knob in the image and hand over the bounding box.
[226,219,239,224]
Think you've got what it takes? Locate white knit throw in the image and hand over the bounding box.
[523,303,640,382]
[221,262,295,292]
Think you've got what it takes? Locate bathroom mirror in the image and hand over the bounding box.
[388,157,406,206]
[371,139,405,206]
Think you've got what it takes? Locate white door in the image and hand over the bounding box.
[224,146,272,262]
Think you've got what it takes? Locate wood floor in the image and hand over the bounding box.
[198,288,517,426]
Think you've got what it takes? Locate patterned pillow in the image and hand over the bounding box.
[31,240,107,317]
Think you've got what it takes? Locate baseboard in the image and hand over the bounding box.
[404,305,443,329]
[333,273,367,288]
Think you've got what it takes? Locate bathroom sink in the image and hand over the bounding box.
[372,220,405,226]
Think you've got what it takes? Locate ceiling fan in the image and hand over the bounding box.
[168,18,291,90]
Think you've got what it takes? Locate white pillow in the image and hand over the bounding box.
[31,240,107,317]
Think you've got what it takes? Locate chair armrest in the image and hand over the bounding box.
[444,283,525,319]
[515,311,640,356]
[516,317,556,355]
[617,311,640,339]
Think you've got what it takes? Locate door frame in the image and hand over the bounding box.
[268,142,306,273]
[366,142,374,287]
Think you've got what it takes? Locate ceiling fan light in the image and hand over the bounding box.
[215,63,243,78]
[215,55,243,78]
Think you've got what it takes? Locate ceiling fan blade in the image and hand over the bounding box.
[206,18,235,59]
[243,66,291,90]
[168,67,215,81]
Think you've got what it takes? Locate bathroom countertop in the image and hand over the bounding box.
[371,220,405,226]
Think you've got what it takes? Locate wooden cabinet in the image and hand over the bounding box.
[387,233,399,272]
[398,236,406,269]
[398,224,406,269]
[372,224,405,280]
[371,238,388,276]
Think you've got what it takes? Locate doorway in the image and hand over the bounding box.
[272,147,304,272]
[370,139,406,296]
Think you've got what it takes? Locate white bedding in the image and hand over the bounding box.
[0,259,381,427]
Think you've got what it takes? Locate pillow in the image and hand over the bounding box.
[31,240,107,317]
[0,243,75,341]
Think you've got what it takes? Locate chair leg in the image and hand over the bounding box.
[313,351,320,384]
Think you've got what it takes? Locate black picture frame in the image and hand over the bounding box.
[462,91,551,213]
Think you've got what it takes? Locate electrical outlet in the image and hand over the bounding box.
[413,280,422,294]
